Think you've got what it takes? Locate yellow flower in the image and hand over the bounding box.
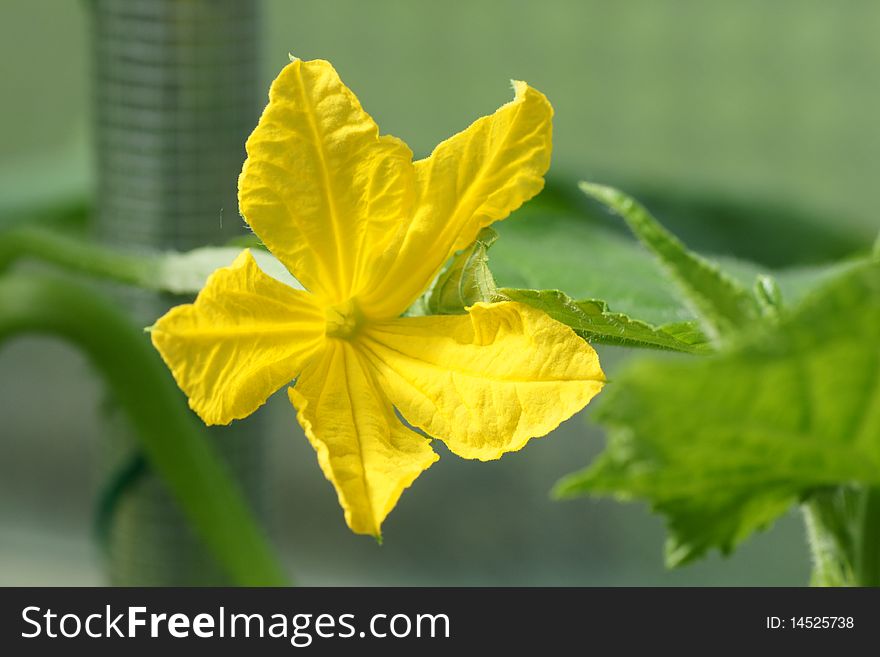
[150,59,605,537]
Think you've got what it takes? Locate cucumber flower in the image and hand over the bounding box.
[151,59,604,537]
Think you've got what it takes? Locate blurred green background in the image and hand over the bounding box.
[2,0,877,585]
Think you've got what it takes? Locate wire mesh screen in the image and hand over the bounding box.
[90,0,265,585]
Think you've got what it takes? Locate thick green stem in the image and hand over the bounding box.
[802,487,880,587]
[801,489,859,586]
[0,225,159,287]
[802,505,852,586]
[856,487,880,586]
[0,273,288,586]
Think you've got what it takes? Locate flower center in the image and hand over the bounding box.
[325,300,363,339]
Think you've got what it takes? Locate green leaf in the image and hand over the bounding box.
[579,181,761,341]
[491,208,693,326]
[492,198,866,330]
[428,227,498,314]
[657,320,710,348]
[753,274,783,319]
[499,288,711,354]
[718,254,867,308]
[556,261,880,567]
[426,224,710,353]
[771,258,867,305]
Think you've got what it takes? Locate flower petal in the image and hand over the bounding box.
[359,302,604,460]
[151,249,325,425]
[359,82,553,319]
[239,58,416,304]
[289,340,438,537]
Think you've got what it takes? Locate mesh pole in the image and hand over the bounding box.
[90,0,266,585]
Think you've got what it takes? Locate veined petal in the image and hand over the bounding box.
[289,340,438,537]
[151,249,325,425]
[359,82,553,319]
[359,302,604,461]
[239,59,416,304]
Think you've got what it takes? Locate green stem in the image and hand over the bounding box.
[801,489,858,587]
[0,225,159,286]
[856,488,880,586]
[0,272,288,586]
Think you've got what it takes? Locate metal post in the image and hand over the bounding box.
[90,0,265,585]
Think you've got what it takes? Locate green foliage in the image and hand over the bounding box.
[753,274,784,319]
[724,256,865,308]
[491,206,693,326]
[500,289,710,354]
[427,224,711,353]
[492,188,866,335]
[427,227,498,314]
[556,262,880,568]
[579,182,761,342]
[428,196,863,358]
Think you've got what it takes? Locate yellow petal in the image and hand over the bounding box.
[358,302,604,461]
[151,249,325,425]
[238,58,416,304]
[289,340,438,537]
[359,82,553,319]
